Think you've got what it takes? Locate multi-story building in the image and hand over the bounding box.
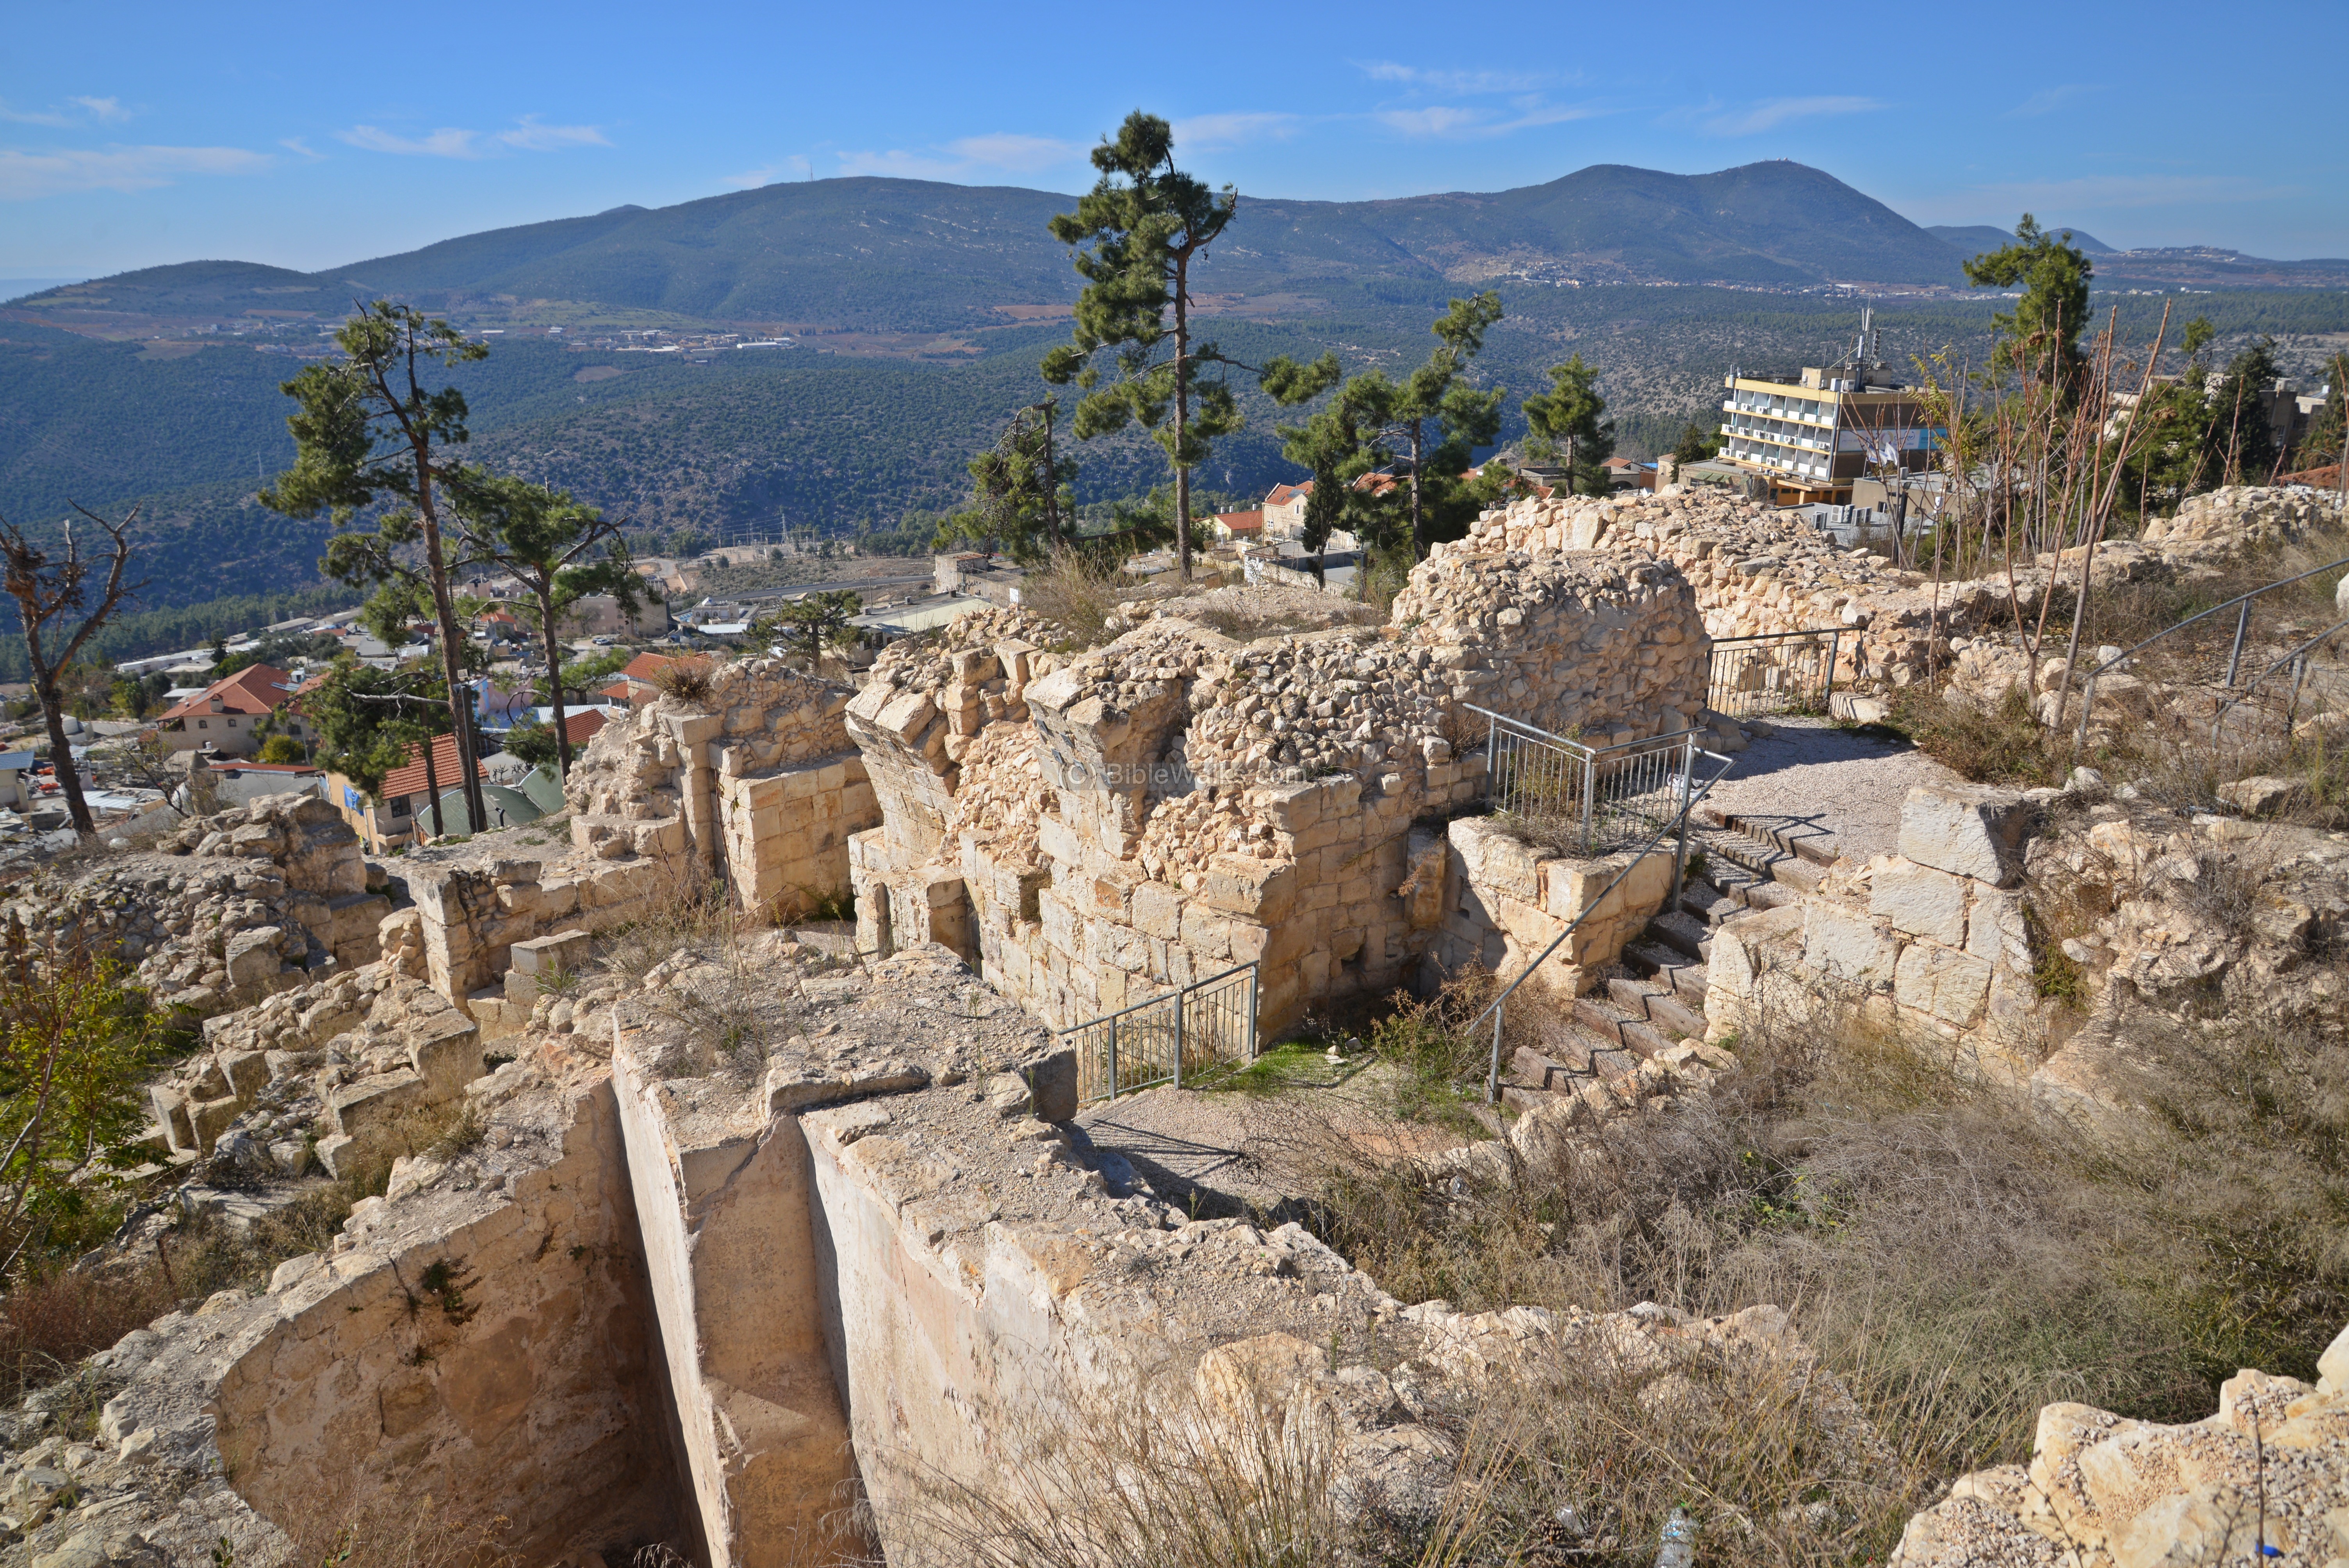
[1714,324,1939,505]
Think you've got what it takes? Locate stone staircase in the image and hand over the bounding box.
[1498,806,1836,1112]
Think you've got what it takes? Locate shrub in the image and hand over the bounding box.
[647,656,714,704]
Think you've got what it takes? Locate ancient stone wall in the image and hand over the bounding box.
[0,793,390,1024]
[846,553,1708,1038]
[1704,782,2042,1069]
[564,658,878,917]
[1894,1322,2349,1565]
[1437,817,1679,999]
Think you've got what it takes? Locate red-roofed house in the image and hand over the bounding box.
[1208,509,1264,543]
[1263,481,1313,539]
[607,652,678,707]
[328,733,488,851]
[156,664,309,758]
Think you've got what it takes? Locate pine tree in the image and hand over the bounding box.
[446,471,648,778]
[1523,354,1615,496]
[264,304,492,830]
[1963,215,2094,392]
[1042,113,1244,579]
[938,400,1075,563]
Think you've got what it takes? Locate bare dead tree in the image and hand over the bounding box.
[0,506,143,836]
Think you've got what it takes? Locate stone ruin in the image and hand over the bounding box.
[5,482,2348,1566]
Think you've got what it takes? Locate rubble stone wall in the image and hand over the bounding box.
[563,659,879,918]
[1437,817,1679,998]
[846,551,1707,1037]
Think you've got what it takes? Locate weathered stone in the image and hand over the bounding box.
[2217,774,2306,816]
[1893,943,1993,1027]
[1869,859,1968,946]
[1896,783,2032,887]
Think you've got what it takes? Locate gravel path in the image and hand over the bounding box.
[1702,715,1962,862]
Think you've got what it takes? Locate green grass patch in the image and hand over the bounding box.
[1187,1041,1367,1097]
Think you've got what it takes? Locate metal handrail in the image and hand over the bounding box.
[1470,743,1736,1103]
[1059,960,1259,1101]
[2208,615,2349,738]
[2071,554,2349,745]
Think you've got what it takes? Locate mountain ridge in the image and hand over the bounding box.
[14,162,1976,333]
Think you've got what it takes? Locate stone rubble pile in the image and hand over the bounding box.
[0,793,390,1021]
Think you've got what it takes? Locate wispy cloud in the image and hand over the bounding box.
[0,144,270,199]
[2006,84,2101,118]
[337,116,609,159]
[1355,61,1555,94]
[724,155,815,189]
[836,133,1082,182]
[1377,100,1605,139]
[1704,96,1885,135]
[278,136,327,162]
[1173,112,1300,152]
[1,95,131,128]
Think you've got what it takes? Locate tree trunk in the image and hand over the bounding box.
[1040,403,1062,549]
[1173,253,1192,581]
[412,447,488,830]
[422,728,444,837]
[538,583,574,777]
[33,673,93,836]
[1408,419,1427,560]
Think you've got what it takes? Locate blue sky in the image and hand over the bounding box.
[4,0,2344,279]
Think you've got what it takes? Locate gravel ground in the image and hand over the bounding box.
[1702,715,1962,862]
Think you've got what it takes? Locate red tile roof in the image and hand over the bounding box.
[553,708,606,745]
[1265,481,1313,506]
[620,652,676,683]
[598,680,633,703]
[1213,509,1264,534]
[159,664,296,723]
[378,734,488,801]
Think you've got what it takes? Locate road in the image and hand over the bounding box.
[705,571,936,605]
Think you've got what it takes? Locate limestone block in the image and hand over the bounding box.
[1893,943,1992,1027]
[405,1012,483,1099]
[1967,888,2031,971]
[1869,859,1968,946]
[189,1094,241,1155]
[1131,880,1183,940]
[225,927,284,990]
[1020,1049,1079,1122]
[510,928,592,983]
[1896,783,2032,888]
[329,1069,428,1138]
[2217,775,2305,816]
[1202,853,1297,925]
[150,1085,193,1154]
[1801,902,1898,987]
[219,1050,270,1104]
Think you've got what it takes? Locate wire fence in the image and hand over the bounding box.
[1064,962,1259,1104]
[1706,629,1841,717]
[1470,707,1710,857]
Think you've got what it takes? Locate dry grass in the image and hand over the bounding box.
[1224,971,2349,1562]
[1018,547,1128,649]
[278,1492,518,1568]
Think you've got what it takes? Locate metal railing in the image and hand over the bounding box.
[1706,629,1841,718]
[1470,745,1736,1104]
[1470,707,1711,857]
[2066,554,2349,746]
[1062,961,1259,1104]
